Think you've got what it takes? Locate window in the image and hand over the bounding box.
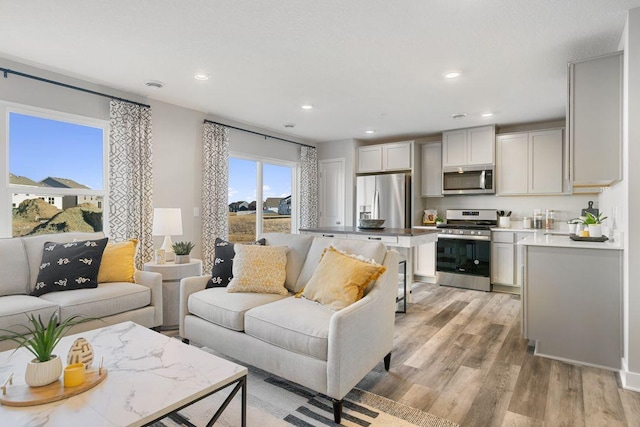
[4,107,108,237]
[228,156,295,243]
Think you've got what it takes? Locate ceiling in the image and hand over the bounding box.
[1,1,638,143]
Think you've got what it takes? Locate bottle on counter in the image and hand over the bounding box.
[545,209,555,230]
[533,209,543,229]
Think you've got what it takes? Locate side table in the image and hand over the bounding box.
[144,259,202,330]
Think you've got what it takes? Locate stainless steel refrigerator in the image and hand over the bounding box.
[356,173,411,228]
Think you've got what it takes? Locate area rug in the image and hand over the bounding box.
[153,352,459,427]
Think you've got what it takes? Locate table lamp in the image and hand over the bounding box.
[152,208,183,262]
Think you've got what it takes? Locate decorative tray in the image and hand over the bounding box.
[569,234,609,242]
[357,226,385,230]
[0,368,108,407]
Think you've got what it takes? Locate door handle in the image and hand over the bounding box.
[323,234,335,238]
[368,237,382,240]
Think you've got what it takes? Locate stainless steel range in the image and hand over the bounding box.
[436,209,497,292]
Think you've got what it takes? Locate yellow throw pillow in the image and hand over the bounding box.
[301,246,387,310]
[97,239,138,283]
[226,245,289,295]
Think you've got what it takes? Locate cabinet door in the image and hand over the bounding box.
[421,142,442,197]
[357,145,383,173]
[442,130,467,167]
[491,242,515,285]
[497,133,528,195]
[529,129,563,194]
[383,141,412,171]
[414,242,436,277]
[467,125,495,165]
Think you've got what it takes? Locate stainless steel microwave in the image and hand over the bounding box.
[442,165,495,195]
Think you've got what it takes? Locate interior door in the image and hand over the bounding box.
[318,159,345,227]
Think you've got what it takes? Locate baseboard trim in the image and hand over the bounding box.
[533,342,619,372]
[620,358,640,391]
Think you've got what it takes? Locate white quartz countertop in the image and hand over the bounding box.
[517,231,623,250]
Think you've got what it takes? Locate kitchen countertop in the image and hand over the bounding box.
[517,231,623,250]
[300,226,439,237]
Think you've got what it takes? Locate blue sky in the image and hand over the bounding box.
[229,158,292,203]
[9,113,104,189]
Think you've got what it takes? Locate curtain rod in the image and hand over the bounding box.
[1,67,151,108]
[204,119,314,148]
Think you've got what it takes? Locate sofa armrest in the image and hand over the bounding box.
[134,270,163,327]
[326,249,399,399]
[179,275,210,337]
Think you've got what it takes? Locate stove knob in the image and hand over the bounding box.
[470,231,475,235]
[458,230,464,235]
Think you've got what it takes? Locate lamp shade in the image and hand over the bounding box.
[152,208,183,236]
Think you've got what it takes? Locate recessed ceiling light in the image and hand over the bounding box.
[145,80,164,89]
[481,112,494,118]
[444,71,462,79]
[451,113,467,119]
[365,130,375,135]
[194,73,210,81]
[301,105,314,110]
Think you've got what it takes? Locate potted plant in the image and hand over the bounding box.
[582,212,608,238]
[172,241,195,264]
[0,313,92,387]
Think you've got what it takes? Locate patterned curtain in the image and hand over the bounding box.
[300,146,319,229]
[201,122,230,273]
[108,100,154,269]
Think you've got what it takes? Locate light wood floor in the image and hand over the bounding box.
[356,282,640,426]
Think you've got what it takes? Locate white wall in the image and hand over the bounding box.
[317,139,356,226]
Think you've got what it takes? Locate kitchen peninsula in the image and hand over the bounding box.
[518,233,623,370]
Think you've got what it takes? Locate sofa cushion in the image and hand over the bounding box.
[98,239,138,283]
[295,237,387,292]
[227,245,289,295]
[0,295,59,332]
[22,232,105,292]
[0,237,29,296]
[32,238,109,296]
[38,282,150,321]
[245,297,333,361]
[260,233,314,293]
[301,246,387,310]
[188,288,288,331]
[207,238,265,288]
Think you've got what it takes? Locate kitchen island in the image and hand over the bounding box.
[518,233,623,370]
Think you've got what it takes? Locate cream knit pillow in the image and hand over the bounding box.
[226,245,289,295]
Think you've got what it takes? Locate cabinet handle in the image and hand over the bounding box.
[323,234,335,238]
[368,237,382,240]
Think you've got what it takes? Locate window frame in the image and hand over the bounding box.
[228,151,298,239]
[0,102,109,237]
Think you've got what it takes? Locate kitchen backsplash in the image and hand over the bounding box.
[422,194,599,224]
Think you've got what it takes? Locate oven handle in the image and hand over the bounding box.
[437,234,491,241]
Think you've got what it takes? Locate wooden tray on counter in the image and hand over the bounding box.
[569,234,609,242]
[0,368,107,407]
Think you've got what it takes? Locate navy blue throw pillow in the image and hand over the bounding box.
[31,238,109,296]
[206,237,266,288]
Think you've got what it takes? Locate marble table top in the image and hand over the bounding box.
[0,321,247,426]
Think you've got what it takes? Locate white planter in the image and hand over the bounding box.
[175,254,191,264]
[25,354,62,387]
[588,224,603,238]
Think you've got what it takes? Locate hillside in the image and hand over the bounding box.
[28,203,103,235]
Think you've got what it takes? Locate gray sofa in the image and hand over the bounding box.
[0,231,163,352]
[179,233,399,423]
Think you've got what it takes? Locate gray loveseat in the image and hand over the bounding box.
[179,232,399,423]
[0,231,163,351]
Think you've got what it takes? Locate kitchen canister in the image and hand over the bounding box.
[498,216,511,228]
[522,217,532,229]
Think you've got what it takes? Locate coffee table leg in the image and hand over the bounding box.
[206,375,247,427]
[241,375,247,427]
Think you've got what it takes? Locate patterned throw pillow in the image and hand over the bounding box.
[300,246,387,310]
[206,238,266,288]
[31,238,109,296]
[226,245,289,295]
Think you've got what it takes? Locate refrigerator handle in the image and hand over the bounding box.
[372,191,380,219]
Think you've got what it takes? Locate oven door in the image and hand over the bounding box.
[436,235,491,277]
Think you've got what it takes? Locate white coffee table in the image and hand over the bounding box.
[0,321,247,426]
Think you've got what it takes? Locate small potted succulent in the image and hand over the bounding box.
[0,313,92,387]
[172,241,195,264]
[582,212,608,238]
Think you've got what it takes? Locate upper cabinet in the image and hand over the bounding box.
[357,141,412,173]
[497,129,564,195]
[421,142,442,197]
[442,125,495,168]
[568,51,622,188]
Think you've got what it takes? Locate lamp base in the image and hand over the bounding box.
[160,236,175,262]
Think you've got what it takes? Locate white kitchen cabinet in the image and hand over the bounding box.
[357,141,412,173]
[568,51,622,188]
[442,125,495,168]
[414,242,436,278]
[420,142,442,197]
[491,232,516,287]
[497,129,563,195]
